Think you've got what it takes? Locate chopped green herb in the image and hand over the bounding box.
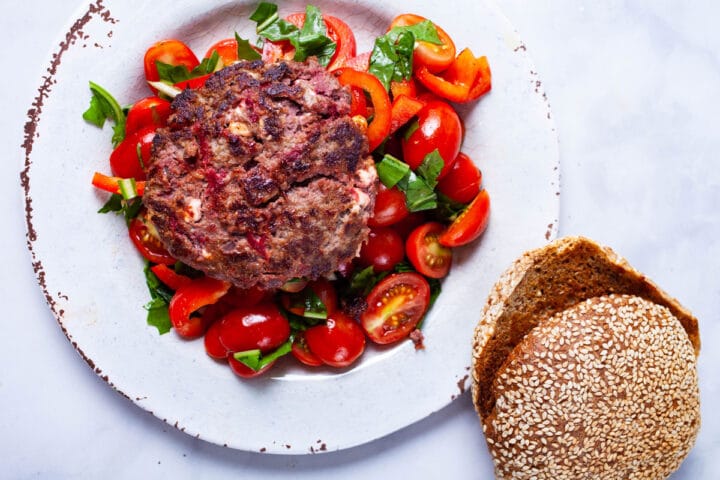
[250,3,336,66]
[376,154,410,188]
[143,264,174,335]
[436,192,468,222]
[83,81,126,147]
[415,149,444,189]
[368,20,441,90]
[155,50,220,85]
[235,32,262,60]
[349,265,389,296]
[234,338,293,371]
[97,194,143,224]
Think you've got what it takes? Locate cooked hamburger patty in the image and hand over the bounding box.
[143,59,377,289]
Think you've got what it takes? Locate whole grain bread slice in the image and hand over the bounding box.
[471,236,699,420]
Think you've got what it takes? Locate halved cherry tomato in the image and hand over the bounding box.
[228,355,275,378]
[291,331,323,367]
[204,37,239,66]
[359,227,405,272]
[144,39,200,84]
[368,183,409,227]
[389,14,456,73]
[91,172,145,196]
[128,209,176,265]
[280,278,338,317]
[305,312,366,367]
[150,264,192,291]
[389,94,424,135]
[217,302,290,353]
[439,189,491,247]
[125,97,171,136]
[168,276,231,339]
[204,320,230,360]
[285,13,357,70]
[109,127,156,180]
[436,152,482,204]
[401,100,462,179]
[335,68,391,152]
[406,222,453,279]
[361,272,430,344]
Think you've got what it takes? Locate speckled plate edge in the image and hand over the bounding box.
[21,0,559,454]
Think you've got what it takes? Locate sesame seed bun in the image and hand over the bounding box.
[471,237,701,478]
[484,295,699,479]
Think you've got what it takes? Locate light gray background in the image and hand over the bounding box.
[2,0,718,478]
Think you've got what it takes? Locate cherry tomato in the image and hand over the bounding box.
[109,127,155,180]
[406,222,453,279]
[221,286,269,309]
[125,97,171,136]
[305,312,366,368]
[291,331,324,367]
[204,321,230,360]
[439,189,491,247]
[391,212,428,240]
[204,37,239,66]
[168,276,231,339]
[217,302,290,353]
[128,209,176,265]
[359,227,405,272]
[369,183,409,227]
[389,14,456,73]
[361,272,430,344]
[285,13,357,70]
[228,355,275,378]
[143,39,199,84]
[401,100,462,179]
[436,152,482,204]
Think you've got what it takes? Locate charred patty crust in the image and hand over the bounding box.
[143,59,377,289]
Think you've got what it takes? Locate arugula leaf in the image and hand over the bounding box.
[97,194,143,225]
[235,32,262,60]
[143,264,174,335]
[83,81,126,147]
[233,339,293,371]
[368,20,441,90]
[250,3,336,67]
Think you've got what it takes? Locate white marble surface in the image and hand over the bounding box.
[2,0,719,478]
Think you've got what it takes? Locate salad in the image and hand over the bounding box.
[84,2,492,378]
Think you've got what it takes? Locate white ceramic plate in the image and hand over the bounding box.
[23,0,558,453]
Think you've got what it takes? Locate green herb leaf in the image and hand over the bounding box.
[235,32,262,60]
[349,265,389,296]
[368,36,399,91]
[397,171,437,212]
[143,265,174,335]
[83,81,126,147]
[97,194,143,224]
[250,2,279,30]
[194,50,221,74]
[436,192,468,222]
[233,339,293,371]
[155,62,194,84]
[416,149,444,189]
[387,20,442,45]
[283,285,328,320]
[376,154,411,188]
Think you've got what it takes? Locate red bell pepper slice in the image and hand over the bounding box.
[389,95,424,135]
[390,78,418,100]
[174,73,211,90]
[150,264,192,291]
[335,68,391,152]
[91,171,145,196]
[168,276,231,339]
[415,48,492,103]
[349,86,368,117]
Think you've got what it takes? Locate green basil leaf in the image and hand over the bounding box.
[387,20,442,45]
[416,149,444,189]
[376,154,411,188]
[83,81,126,147]
[234,339,293,371]
[349,265,389,296]
[368,36,399,91]
[97,193,123,214]
[145,297,172,335]
[259,18,299,42]
[155,61,192,83]
[391,31,415,83]
[235,32,262,60]
[192,50,220,75]
[250,2,279,30]
[397,171,437,212]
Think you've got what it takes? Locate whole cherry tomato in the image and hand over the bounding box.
[359,227,405,272]
[109,127,156,180]
[125,97,171,136]
[401,100,462,179]
[217,302,290,354]
[369,183,409,227]
[305,312,366,368]
[406,222,453,279]
[436,152,482,204]
[389,14,456,73]
[361,272,430,344]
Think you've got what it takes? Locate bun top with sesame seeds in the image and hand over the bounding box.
[471,236,699,420]
[470,236,700,479]
[483,294,699,480]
